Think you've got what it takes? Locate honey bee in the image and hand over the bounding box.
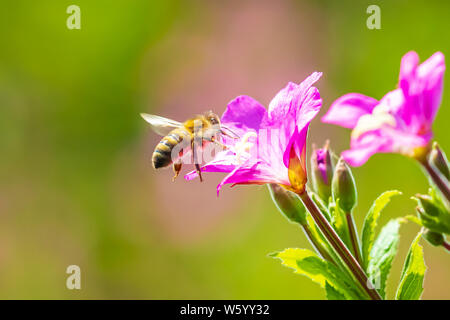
[141,111,239,182]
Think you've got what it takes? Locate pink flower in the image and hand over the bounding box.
[185,72,323,194]
[322,51,445,166]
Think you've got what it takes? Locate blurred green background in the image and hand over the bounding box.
[0,0,449,299]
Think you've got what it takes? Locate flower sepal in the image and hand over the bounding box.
[268,184,307,225]
[423,230,445,247]
[429,142,450,180]
[413,191,450,235]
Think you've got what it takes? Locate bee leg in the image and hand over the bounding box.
[172,149,184,182]
[172,160,182,181]
[220,128,240,140]
[210,136,228,150]
[195,163,203,182]
[191,139,203,182]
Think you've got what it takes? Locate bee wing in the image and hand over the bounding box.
[140,113,182,136]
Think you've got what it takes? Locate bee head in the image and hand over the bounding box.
[204,111,220,126]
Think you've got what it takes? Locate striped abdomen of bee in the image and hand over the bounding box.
[152,128,191,169]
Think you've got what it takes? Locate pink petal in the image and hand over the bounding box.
[398,51,445,131]
[296,85,322,130]
[294,72,323,126]
[343,130,392,166]
[417,52,445,124]
[267,82,298,123]
[282,125,307,169]
[381,126,431,154]
[268,72,322,123]
[184,150,237,181]
[221,95,267,133]
[377,89,405,113]
[255,126,290,183]
[399,51,420,94]
[342,147,380,167]
[322,93,379,129]
[417,51,445,79]
[267,72,322,169]
[216,162,281,195]
[343,126,431,167]
[315,148,330,183]
[298,71,323,93]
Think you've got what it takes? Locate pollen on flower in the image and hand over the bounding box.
[234,131,257,164]
[287,144,307,194]
[351,105,397,139]
[410,145,431,162]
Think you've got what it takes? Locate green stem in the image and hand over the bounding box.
[299,190,382,300]
[346,212,363,265]
[419,159,450,204]
[301,224,335,264]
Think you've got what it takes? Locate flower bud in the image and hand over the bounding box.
[429,142,450,180]
[332,157,357,212]
[416,194,440,217]
[423,230,445,247]
[415,194,450,235]
[311,142,333,202]
[268,184,307,225]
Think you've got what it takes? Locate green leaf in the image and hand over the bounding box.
[367,219,401,299]
[304,215,365,297]
[325,281,346,300]
[396,233,426,300]
[305,214,332,255]
[404,215,422,226]
[310,191,331,221]
[329,199,352,250]
[361,190,402,267]
[271,248,363,300]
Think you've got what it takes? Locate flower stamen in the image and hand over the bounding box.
[234,131,257,164]
[351,105,397,139]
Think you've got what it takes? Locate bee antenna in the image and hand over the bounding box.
[221,126,240,139]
